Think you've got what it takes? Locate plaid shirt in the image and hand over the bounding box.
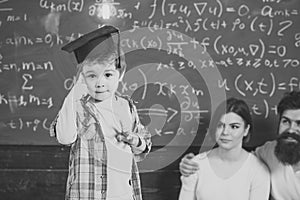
[50,95,151,200]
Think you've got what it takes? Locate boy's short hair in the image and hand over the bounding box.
[277,91,300,117]
[81,45,127,79]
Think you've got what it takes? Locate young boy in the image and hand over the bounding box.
[50,25,152,200]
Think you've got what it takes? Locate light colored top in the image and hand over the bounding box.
[95,99,134,200]
[256,141,300,200]
[179,152,270,200]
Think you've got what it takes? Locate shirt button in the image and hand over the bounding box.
[101,190,105,194]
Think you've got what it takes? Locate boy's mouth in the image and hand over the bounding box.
[95,90,107,93]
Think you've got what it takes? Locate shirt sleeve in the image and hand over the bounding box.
[49,88,77,145]
[249,156,271,200]
[126,97,152,162]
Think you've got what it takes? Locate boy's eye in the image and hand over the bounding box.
[105,73,113,78]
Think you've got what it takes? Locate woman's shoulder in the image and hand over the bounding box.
[248,152,263,165]
[248,152,270,174]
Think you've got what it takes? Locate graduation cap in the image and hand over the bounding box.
[61,25,121,65]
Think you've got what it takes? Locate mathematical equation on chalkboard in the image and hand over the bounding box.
[0,65,287,134]
[0,0,299,145]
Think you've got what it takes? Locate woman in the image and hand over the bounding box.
[179,98,270,200]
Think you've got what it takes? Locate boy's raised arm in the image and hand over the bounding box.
[50,88,78,145]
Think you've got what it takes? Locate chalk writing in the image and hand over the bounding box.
[0,117,50,132]
[0,93,53,108]
[2,33,82,47]
[216,73,300,97]
[0,0,299,146]
[0,61,54,73]
[40,0,83,13]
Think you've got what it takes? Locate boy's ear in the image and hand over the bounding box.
[75,64,85,82]
[118,50,126,82]
[119,70,125,81]
[118,62,126,81]
[75,70,86,85]
[79,73,85,83]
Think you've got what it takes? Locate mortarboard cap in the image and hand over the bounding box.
[61,25,120,64]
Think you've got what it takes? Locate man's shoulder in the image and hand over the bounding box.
[255,140,277,165]
[260,140,277,151]
[248,153,270,172]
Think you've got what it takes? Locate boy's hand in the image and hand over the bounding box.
[179,153,199,176]
[116,130,141,147]
[73,73,88,101]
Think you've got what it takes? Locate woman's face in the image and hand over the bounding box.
[215,112,250,150]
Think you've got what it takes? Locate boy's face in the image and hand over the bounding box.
[81,60,120,102]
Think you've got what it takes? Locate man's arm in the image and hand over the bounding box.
[179,172,198,200]
[254,141,276,168]
[179,153,199,176]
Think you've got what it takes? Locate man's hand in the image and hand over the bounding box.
[179,153,199,176]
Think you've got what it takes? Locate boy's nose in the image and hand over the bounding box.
[95,77,105,88]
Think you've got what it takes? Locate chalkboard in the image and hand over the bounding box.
[0,0,300,148]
